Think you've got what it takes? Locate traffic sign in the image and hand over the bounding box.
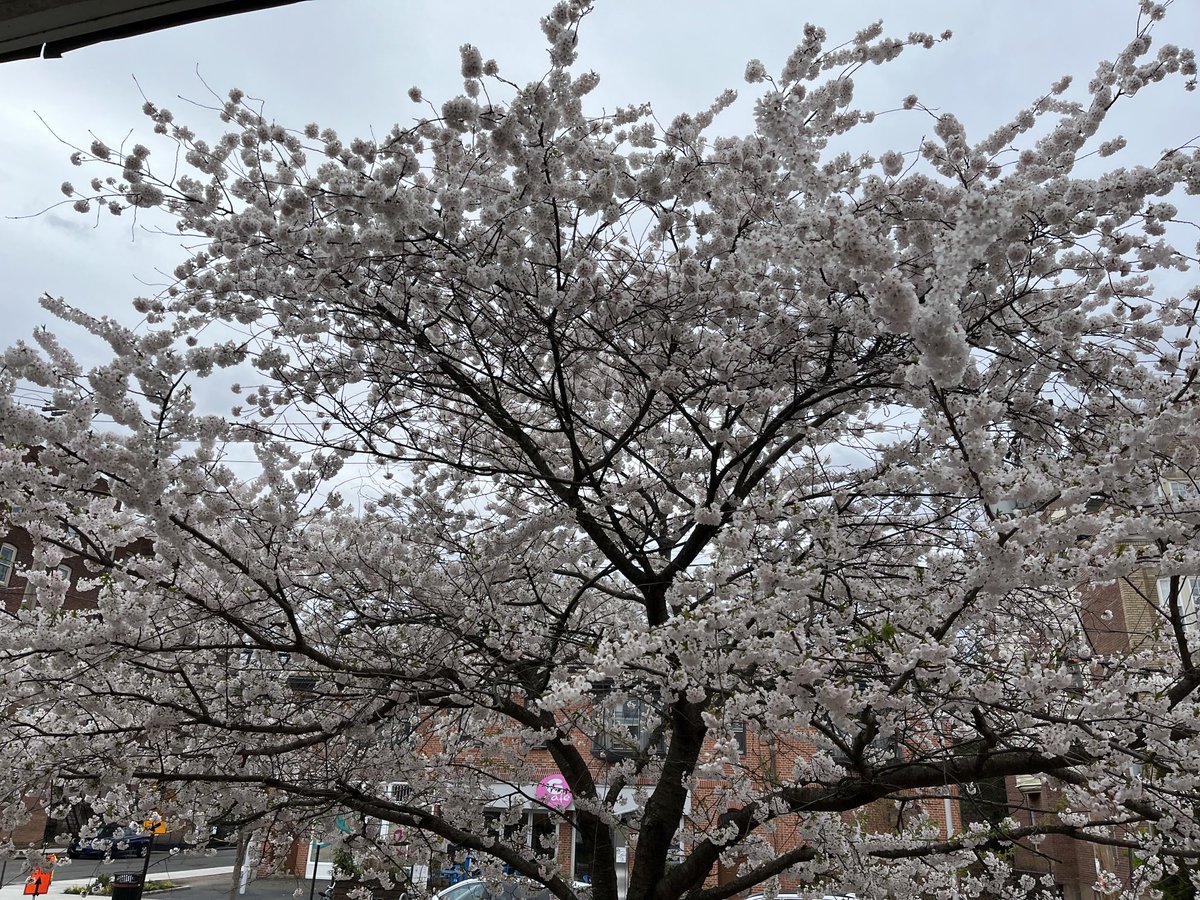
[24,869,52,896]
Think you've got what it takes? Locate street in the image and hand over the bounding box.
[156,874,324,900]
[60,848,240,881]
[0,848,266,900]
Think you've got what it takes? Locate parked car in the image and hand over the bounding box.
[435,879,592,900]
[434,881,488,900]
[745,893,856,900]
[67,823,153,859]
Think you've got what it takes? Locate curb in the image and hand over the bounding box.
[63,887,192,897]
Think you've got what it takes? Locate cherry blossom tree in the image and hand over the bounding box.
[3,2,1200,898]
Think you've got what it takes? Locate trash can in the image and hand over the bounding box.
[110,872,144,900]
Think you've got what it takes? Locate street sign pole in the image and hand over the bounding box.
[137,832,155,900]
[308,843,322,900]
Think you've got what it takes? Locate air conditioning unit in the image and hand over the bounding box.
[1014,774,1042,793]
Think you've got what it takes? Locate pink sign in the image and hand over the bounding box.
[535,774,573,810]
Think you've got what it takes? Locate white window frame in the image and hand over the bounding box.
[1162,479,1200,501]
[0,543,16,587]
[22,564,71,602]
[376,782,411,843]
[1157,575,1199,633]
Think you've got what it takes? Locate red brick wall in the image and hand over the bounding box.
[0,797,53,849]
[1,524,101,615]
[1080,581,1132,657]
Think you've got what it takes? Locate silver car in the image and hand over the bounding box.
[435,879,592,900]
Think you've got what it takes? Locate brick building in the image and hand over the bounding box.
[1,521,100,849]
[287,700,957,896]
[13,495,1155,898]
[1,513,958,895]
[986,485,1198,900]
[4,492,1147,899]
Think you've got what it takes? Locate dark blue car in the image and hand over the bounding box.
[67,824,152,859]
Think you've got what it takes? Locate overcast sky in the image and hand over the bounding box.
[1,0,1198,369]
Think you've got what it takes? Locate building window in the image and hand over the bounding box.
[374,783,411,844]
[530,812,557,860]
[482,809,557,870]
[22,565,71,602]
[1162,479,1200,503]
[0,544,16,586]
[236,649,295,669]
[1157,575,1199,632]
[592,696,666,761]
[828,726,901,770]
[614,698,643,739]
[573,816,601,884]
[483,809,525,850]
[958,775,1012,831]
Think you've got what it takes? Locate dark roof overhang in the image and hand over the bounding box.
[0,0,306,63]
